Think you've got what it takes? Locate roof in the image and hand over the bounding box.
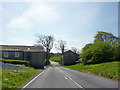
[0,45,44,52]
[64,50,79,55]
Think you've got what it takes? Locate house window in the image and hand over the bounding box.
[15,52,19,57]
[4,52,8,57]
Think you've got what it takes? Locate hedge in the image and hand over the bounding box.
[0,58,30,66]
[80,41,115,65]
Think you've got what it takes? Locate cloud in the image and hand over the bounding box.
[24,4,59,23]
[9,17,33,29]
[8,3,59,30]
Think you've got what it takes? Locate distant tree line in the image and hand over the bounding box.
[80,31,120,65]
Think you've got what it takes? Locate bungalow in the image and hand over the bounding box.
[0,45,46,69]
[61,50,79,65]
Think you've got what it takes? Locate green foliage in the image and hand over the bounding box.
[49,56,61,62]
[82,43,93,51]
[64,61,120,81]
[2,67,39,89]
[94,31,120,44]
[0,58,30,66]
[80,31,120,65]
[111,44,120,61]
[80,41,113,65]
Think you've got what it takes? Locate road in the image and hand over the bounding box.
[21,61,118,89]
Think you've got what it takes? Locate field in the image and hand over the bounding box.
[49,56,61,62]
[64,61,120,81]
[1,66,39,89]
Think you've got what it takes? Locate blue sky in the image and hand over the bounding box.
[0,2,118,53]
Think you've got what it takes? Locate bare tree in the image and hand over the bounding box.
[55,40,67,55]
[55,40,67,65]
[71,47,80,54]
[36,35,54,65]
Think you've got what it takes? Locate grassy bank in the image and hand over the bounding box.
[50,56,61,62]
[2,66,39,89]
[63,61,120,81]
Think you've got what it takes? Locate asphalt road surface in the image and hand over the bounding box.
[21,61,118,89]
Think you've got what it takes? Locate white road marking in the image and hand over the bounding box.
[66,75,83,88]
[65,76,68,79]
[56,67,84,89]
[56,67,65,74]
[21,67,51,89]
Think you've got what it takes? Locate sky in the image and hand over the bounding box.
[0,1,118,53]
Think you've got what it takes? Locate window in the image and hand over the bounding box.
[15,52,19,57]
[4,52,8,57]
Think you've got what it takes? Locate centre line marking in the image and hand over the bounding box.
[56,67,84,89]
[65,76,68,79]
[66,75,84,88]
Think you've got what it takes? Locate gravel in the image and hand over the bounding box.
[0,61,25,70]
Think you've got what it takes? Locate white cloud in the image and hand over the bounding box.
[8,3,59,30]
[9,17,33,29]
[24,4,59,23]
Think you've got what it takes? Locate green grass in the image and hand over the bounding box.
[49,56,61,62]
[1,66,39,89]
[63,61,120,81]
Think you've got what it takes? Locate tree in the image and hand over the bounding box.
[94,31,120,44]
[82,43,93,51]
[55,40,67,55]
[80,41,113,65]
[55,40,67,65]
[71,47,80,54]
[111,44,120,61]
[36,35,54,65]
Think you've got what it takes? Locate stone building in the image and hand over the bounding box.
[61,50,79,65]
[0,45,46,69]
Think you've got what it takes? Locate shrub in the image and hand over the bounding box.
[80,48,93,65]
[80,41,113,65]
[0,58,30,66]
[111,44,120,61]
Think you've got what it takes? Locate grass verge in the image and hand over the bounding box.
[63,61,120,81]
[2,66,39,89]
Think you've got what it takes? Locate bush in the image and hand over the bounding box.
[0,58,30,66]
[111,44,120,61]
[80,41,113,65]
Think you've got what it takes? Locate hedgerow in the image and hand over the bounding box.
[80,41,120,65]
[0,58,30,66]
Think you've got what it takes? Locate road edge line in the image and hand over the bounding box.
[21,69,45,89]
